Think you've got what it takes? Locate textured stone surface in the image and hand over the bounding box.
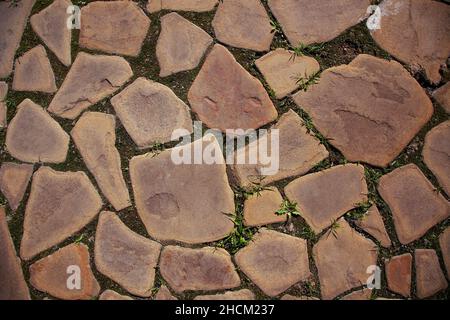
[99,290,133,300]
[130,134,235,244]
[71,112,130,211]
[0,81,6,128]
[95,212,161,297]
[0,207,30,300]
[285,164,367,233]
[293,54,433,167]
[0,0,35,78]
[340,289,372,300]
[385,253,412,297]
[423,121,450,196]
[147,0,218,13]
[13,45,57,93]
[48,52,133,119]
[195,289,255,300]
[80,1,150,57]
[160,246,240,293]
[313,218,378,300]
[157,13,212,77]
[6,99,69,164]
[30,0,72,66]
[355,206,392,248]
[371,0,450,84]
[255,48,320,99]
[439,227,450,279]
[232,110,328,187]
[188,44,277,132]
[111,77,192,149]
[154,285,177,300]
[268,0,370,46]
[243,188,286,227]
[415,249,448,299]
[378,164,449,244]
[30,244,100,300]
[235,229,310,297]
[0,162,33,211]
[20,167,102,260]
[212,0,273,52]
[434,82,450,113]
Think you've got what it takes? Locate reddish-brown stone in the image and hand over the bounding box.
[385,253,412,297]
[415,249,448,299]
[0,162,33,211]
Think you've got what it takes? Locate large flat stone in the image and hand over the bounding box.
[385,253,412,297]
[212,0,273,52]
[313,218,378,300]
[243,188,286,227]
[439,227,450,279]
[30,243,100,300]
[378,164,449,244]
[0,162,33,211]
[147,0,218,13]
[0,81,6,128]
[355,205,392,248]
[80,1,150,57]
[130,134,235,244]
[371,0,450,84]
[99,290,133,300]
[71,112,130,211]
[235,229,310,297]
[285,164,367,233]
[6,99,69,164]
[48,52,133,120]
[94,212,161,297]
[111,77,193,149]
[293,54,433,167]
[268,0,370,46]
[160,246,240,293]
[188,44,277,132]
[415,249,448,299]
[30,0,72,66]
[433,82,450,114]
[20,167,102,260]
[195,289,255,300]
[0,207,30,300]
[157,13,212,77]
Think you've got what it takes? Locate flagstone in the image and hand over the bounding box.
[99,290,133,300]
[147,0,218,13]
[378,164,450,244]
[243,188,286,227]
[434,82,450,113]
[195,289,255,300]
[154,285,177,300]
[355,206,392,248]
[415,249,448,299]
[340,289,372,300]
[385,253,412,297]
[0,81,7,128]
[0,162,33,211]
[439,227,450,279]
[293,54,433,167]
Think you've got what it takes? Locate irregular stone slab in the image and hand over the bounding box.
[434,82,450,114]
[160,246,240,293]
[256,48,320,99]
[268,0,370,46]
[0,162,33,211]
[48,52,133,120]
[232,109,328,187]
[281,295,319,300]
[30,0,72,67]
[212,0,273,52]
[385,253,412,297]
[20,167,102,260]
[235,229,310,297]
[188,44,277,132]
[423,121,450,196]
[0,81,6,128]
[80,1,150,57]
[415,249,448,299]
[30,243,100,300]
[285,164,367,233]
[313,218,378,300]
[243,188,286,227]
[157,13,212,77]
[195,289,255,300]
[99,290,133,300]
[130,134,235,244]
[340,289,372,300]
[0,0,35,78]
[12,45,57,93]
[6,99,70,164]
[147,0,218,13]
[155,285,177,300]
[439,228,450,279]
[371,0,450,84]
[95,211,162,297]
[71,112,130,211]
[293,54,433,167]
[0,207,30,300]
[111,77,193,149]
[378,164,450,244]
[355,206,391,248]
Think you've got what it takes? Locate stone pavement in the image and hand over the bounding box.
[0,0,449,301]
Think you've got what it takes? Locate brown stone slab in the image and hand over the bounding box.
[243,188,286,227]
[99,290,133,300]
[355,205,392,248]
[195,289,255,300]
[385,253,412,297]
[415,249,448,299]
[0,162,33,211]
[433,82,450,114]
[439,227,450,280]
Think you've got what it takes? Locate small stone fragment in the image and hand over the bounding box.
[243,188,286,227]
[99,290,133,300]
[439,228,450,279]
[154,285,177,300]
[235,229,310,297]
[378,164,449,244]
[195,289,255,300]
[385,253,412,297]
[0,162,34,211]
[433,82,450,114]
[160,246,240,293]
[340,289,372,300]
[415,249,448,299]
[30,243,100,300]
[6,99,69,164]
[147,0,218,13]
[355,206,391,248]
[0,81,7,128]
